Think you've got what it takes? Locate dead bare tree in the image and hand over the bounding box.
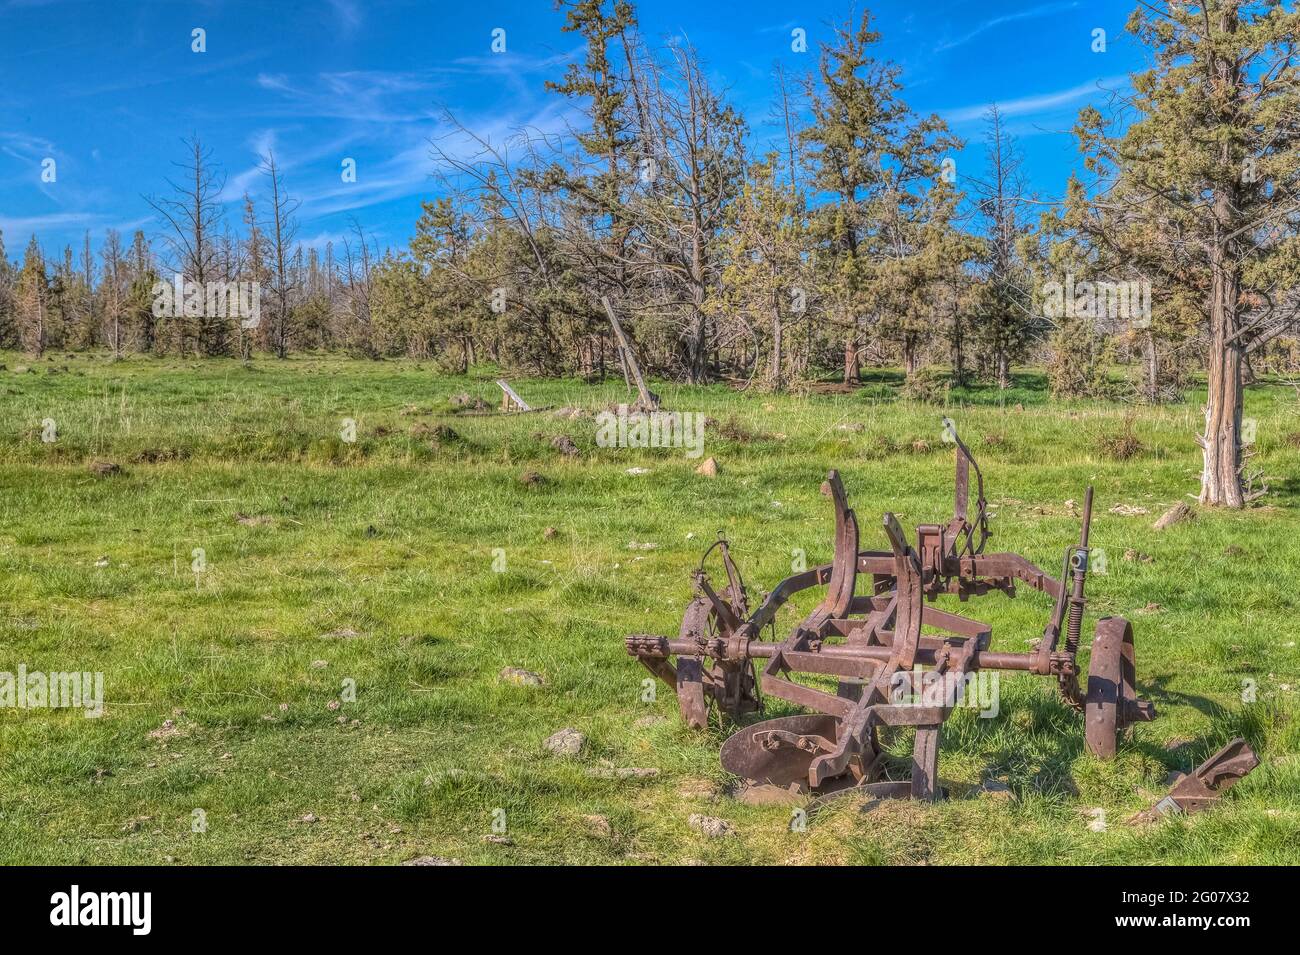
[260,150,301,359]
[144,135,227,355]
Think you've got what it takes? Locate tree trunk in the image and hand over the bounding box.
[1199,256,1244,507]
[843,330,860,385]
[1143,329,1158,403]
[996,347,1010,390]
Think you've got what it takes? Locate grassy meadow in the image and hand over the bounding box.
[0,350,1297,865]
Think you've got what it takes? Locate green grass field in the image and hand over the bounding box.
[0,351,1296,865]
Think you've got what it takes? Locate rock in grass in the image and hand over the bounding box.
[695,456,719,477]
[1154,502,1194,530]
[88,459,123,478]
[582,814,612,838]
[550,434,579,457]
[500,667,544,687]
[448,393,487,411]
[543,526,558,541]
[543,727,586,757]
[519,469,545,487]
[687,814,735,838]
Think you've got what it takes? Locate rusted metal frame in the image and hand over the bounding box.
[947,427,990,558]
[733,566,827,639]
[759,667,858,719]
[694,574,741,636]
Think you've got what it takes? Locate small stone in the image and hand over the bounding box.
[543,526,557,541]
[449,393,486,410]
[88,459,123,478]
[1154,502,1194,531]
[544,727,586,757]
[500,667,544,687]
[311,660,328,669]
[687,814,735,838]
[550,435,579,457]
[298,813,319,824]
[625,467,651,476]
[1110,503,1149,516]
[1084,807,1107,832]
[582,814,612,837]
[695,456,719,477]
[482,834,513,845]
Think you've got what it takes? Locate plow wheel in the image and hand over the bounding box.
[1085,617,1154,758]
[675,597,759,730]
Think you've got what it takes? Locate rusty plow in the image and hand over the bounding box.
[626,427,1162,803]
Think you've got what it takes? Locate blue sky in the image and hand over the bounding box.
[0,0,1148,260]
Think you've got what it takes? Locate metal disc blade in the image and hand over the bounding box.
[720,715,843,791]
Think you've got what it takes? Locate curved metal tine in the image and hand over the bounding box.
[820,470,859,616]
[881,512,910,559]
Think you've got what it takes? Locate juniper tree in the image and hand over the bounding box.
[800,10,958,383]
[1070,0,1300,506]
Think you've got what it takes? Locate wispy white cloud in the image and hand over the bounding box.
[940,75,1128,124]
[936,2,1081,54]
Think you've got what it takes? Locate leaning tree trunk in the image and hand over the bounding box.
[1199,248,1244,507]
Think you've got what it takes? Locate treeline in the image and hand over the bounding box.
[0,142,379,363]
[2,2,1299,506]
